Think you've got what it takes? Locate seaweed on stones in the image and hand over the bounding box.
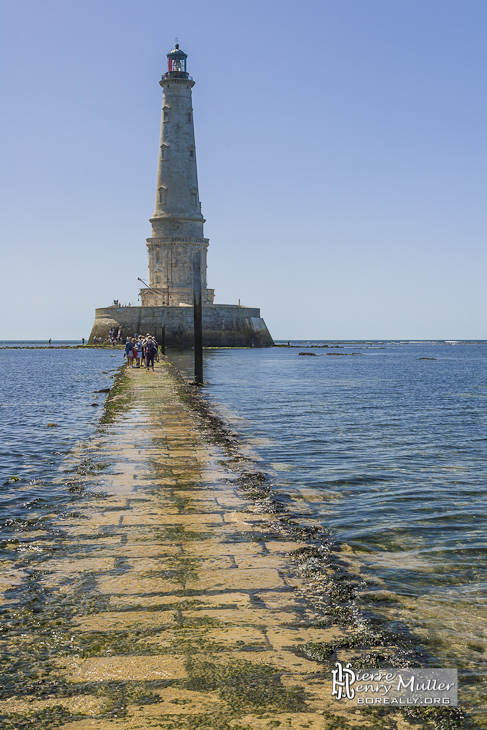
[270,517,324,542]
[0,705,74,729]
[358,705,470,730]
[240,485,272,500]
[245,496,285,514]
[185,656,306,712]
[235,471,268,486]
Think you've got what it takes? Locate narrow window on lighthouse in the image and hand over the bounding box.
[189,148,194,158]
[160,145,168,160]
[155,250,160,263]
[187,111,192,123]
[159,187,166,205]
[156,276,161,284]
[163,107,170,121]
[191,189,197,205]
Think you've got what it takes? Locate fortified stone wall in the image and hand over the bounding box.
[89,305,274,348]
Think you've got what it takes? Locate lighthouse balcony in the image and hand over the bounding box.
[161,71,193,80]
[140,286,215,308]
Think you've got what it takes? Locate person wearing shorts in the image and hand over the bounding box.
[124,337,134,367]
[135,341,143,368]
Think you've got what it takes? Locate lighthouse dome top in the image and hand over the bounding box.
[167,43,187,59]
[165,44,189,78]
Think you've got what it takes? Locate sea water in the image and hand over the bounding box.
[0,346,122,542]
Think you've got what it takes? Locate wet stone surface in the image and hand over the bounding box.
[0,361,472,729]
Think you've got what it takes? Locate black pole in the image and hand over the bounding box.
[160,308,166,355]
[193,250,203,385]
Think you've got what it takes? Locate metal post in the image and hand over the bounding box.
[160,308,166,355]
[193,250,203,385]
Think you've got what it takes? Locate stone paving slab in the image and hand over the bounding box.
[59,655,187,682]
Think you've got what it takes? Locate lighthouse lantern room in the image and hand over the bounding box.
[166,44,188,77]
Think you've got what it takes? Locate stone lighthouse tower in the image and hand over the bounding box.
[139,45,214,307]
[89,45,273,347]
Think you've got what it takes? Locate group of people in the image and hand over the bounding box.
[108,327,123,344]
[124,334,159,371]
[91,329,122,344]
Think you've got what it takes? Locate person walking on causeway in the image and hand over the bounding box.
[134,340,143,368]
[124,338,134,368]
[145,337,157,372]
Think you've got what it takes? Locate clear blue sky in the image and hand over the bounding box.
[1,0,485,340]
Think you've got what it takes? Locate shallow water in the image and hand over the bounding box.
[0,346,122,543]
[168,342,487,711]
[0,340,82,347]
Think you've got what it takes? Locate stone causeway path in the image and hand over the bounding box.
[0,361,415,729]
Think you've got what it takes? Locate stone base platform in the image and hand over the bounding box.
[89,304,273,347]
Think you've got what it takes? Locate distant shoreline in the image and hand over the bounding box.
[0,345,118,350]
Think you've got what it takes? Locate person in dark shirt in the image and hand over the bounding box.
[145,337,157,371]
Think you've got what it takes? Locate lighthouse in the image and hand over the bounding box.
[89,45,273,347]
[139,45,214,307]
